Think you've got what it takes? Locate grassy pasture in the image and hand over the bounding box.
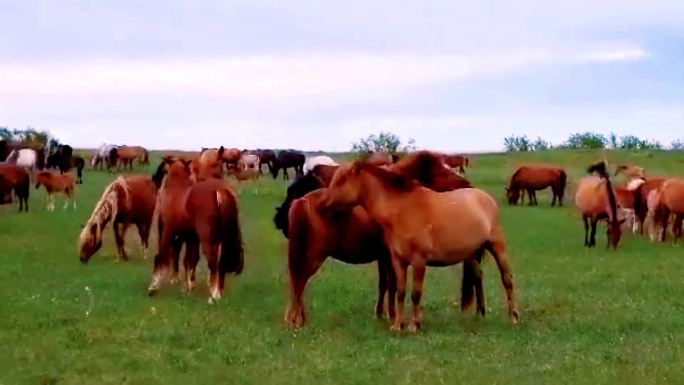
[1,149,684,384]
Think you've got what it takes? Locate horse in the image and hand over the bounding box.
[46,144,73,174]
[35,171,76,211]
[79,175,158,263]
[148,158,244,303]
[0,140,8,162]
[227,166,259,182]
[633,177,668,235]
[238,153,260,172]
[200,147,241,167]
[505,166,567,206]
[317,162,518,332]
[117,146,147,170]
[615,165,645,181]
[255,149,276,174]
[303,155,338,174]
[574,162,624,249]
[92,144,119,170]
[652,178,684,243]
[362,152,394,167]
[0,163,30,211]
[443,154,470,175]
[275,152,481,328]
[6,148,43,170]
[72,156,85,184]
[271,150,305,180]
[390,151,472,192]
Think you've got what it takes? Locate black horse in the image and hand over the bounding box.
[270,150,305,181]
[47,144,85,184]
[273,172,325,237]
[255,149,276,175]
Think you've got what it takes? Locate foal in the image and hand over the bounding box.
[35,171,76,211]
[319,162,518,332]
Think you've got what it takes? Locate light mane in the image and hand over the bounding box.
[78,176,131,248]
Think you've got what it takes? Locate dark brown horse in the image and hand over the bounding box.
[443,154,470,175]
[276,151,482,328]
[506,166,567,206]
[271,150,305,180]
[148,158,243,303]
[79,175,158,263]
[0,163,30,211]
[318,162,518,332]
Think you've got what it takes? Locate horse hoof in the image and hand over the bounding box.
[408,322,421,333]
[390,322,403,332]
[147,287,158,297]
[510,310,520,324]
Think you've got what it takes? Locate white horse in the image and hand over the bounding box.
[303,155,338,173]
[238,154,260,171]
[92,144,116,168]
[6,149,39,169]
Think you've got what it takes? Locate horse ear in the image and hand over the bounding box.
[162,156,174,165]
[181,159,193,168]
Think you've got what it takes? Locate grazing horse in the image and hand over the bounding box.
[117,146,147,170]
[575,162,624,248]
[271,150,305,180]
[0,163,30,211]
[148,158,244,303]
[79,175,158,263]
[200,147,241,167]
[506,166,567,206]
[92,144,119,170]
[317,162,518,332]
[255,149,276,174]
[227,166,259,182]
[443,154,470,175]
[652,178,684,243]
[303,155,338,174]
[35,171,76,211]
[275,152,481,328]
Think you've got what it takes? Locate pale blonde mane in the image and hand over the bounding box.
[78,176,131,249]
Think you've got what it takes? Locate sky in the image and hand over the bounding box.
[1,1,683,152]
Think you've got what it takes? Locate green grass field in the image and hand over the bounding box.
[2,150,684,385]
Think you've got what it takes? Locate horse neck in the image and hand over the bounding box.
[356,171,407,222]
[601,176,619,223]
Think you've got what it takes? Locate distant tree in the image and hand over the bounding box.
[2,126,54,147]
[671,139,684,150]
[503,135,532,152]
[608,132,619,149]
[562,132,607,149]
[351,131,417,154]
[532,137,552,151]
[619,135,662,150]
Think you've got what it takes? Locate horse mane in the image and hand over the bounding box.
[78,176,131,250]
[588,161,619,223]
[358,162,420,192]
[392,151,446,187]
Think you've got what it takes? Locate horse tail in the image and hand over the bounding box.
[142,149,149,164]
[217,188,244,275]
[461,261,477,313]
[633,183,646,232]
[558,169,567,200]
[287,198,310,281]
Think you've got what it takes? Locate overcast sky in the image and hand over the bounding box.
[1,1,683,152]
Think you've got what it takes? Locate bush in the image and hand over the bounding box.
[562,132,607,149]
[532,137,552,151]
[503,135,532,152]
[351,132,416,155]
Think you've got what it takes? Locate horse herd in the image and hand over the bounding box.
[4,143,683,332]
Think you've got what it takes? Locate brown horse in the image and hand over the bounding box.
[652,178,684,243]
[506,166,567,206]
[615,165,645,181]
[0,163,30,211]
[117,146,147,170]
[79,175,158,263]
[574,162,624,248]
[362,152,394,167]
[391,151,472,191]
[226,166,259,182]
[633,177,668,235]
[443,154,470,175]
[148,158,243,303]
[279,151,480,328]
[200,146,241,166]
[318,162,518,332]
[35,171,76,211]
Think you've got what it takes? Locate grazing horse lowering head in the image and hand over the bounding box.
[587,161,624,249]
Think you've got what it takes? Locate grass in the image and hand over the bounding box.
[1,149,684,384]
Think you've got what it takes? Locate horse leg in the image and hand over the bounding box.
[183,236,200,293]
[375,259,388,319]
[660,208,670,243]
[136,222,150,259]
[148,230,174,295]
[390,256,408,331]
[583,215,590,247]
[203,241,222,303]
[589,218,598,247]
[484,240,519,324]
[461,249,486,316]
[285,250,325,328]
[113,221,129,261]
[409,261,426,332]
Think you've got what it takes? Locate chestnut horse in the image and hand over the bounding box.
[276,151,481,328]
[79,175,158,263]
[318,162,518,332]
[575,162,624,248]
[506,166,567,206]
[117,146,147,170]
[200,146,241,167]
[633,177,667,235]
[652,178,684,243]
[0,163,30,211]
[35,171,76,211]
[148,158,243,303]
[443,154,469,175]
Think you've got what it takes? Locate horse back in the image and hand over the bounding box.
[511,166,563,189]
[660,179,684,213]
